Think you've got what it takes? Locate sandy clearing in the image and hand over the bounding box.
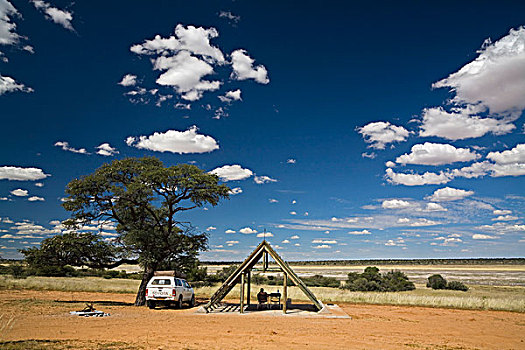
[1,290,524,349]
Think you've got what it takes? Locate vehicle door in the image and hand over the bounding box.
[174,278,184,300]
[182,280,192,300]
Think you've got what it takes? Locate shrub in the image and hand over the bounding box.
[427,274,447,289]
[446,281,469,291]
[342,267,415,292]
[303,274,340,288]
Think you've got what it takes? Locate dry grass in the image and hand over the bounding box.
[1,275,524,312]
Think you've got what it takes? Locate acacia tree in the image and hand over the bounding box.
[58,157,229,305]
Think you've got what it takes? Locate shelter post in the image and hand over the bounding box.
[247,271,251,306]
[240,272,245,313]
[283,272,288,314]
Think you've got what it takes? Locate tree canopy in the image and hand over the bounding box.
[22,157,230,305]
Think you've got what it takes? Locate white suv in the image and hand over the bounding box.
[145,276,195,309]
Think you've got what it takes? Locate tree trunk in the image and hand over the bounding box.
[135,265,155,306]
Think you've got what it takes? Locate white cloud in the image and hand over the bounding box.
[254,175,277,184]
[225,229,236,234]
[472,234,499,240]
[385,168,451,186]
[314,244,331,249]
[118,74,137,87]
[477,222,525,234]
[291,235,300,239]
[0,166,49,181]
[206,226,216,231]
[96,143,119,156]
[409,218,440,227]
[348,229,371,235]
[218,11,240,23]
[10,188,28,196]
[31,0,74,31]
[487,143,525,164]
[492,215,518,221]
[34,182,43,187]
[385,240,397,246]
[493,209,512,215]
[385,161,396,168]
[54,141,89,154]
[210,165,253,181]
[218,89,242,103]
[228,187,243,195]
[289,211,297,215]
[226,240,239,245]
[312,239,337,244]
[397,218,410,223]
[422,202,447,212]
[427,187,474,202]
[396,142,479,166]
[419,107,515,141]
[126,126,219,154]
[130,25,225,101]
[282,239,290,244]
[361,152,376,159]
[286,158,296,164]
[381,199,412,209]
[357,121,410,149]
[0,0,21,46]
[0,197,8,201]
[256,232,273,238]
[451,161,493,179]
[230,49,269,84]
[27,196,44,202]
[239,227,257,234]
[291,200,297,204]
[0,74,32,95]
[268,198,278,203]
[433,26,525,117]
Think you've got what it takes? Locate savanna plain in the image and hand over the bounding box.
[0,263,524,349]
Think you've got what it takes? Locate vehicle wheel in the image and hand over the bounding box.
[147,300,156,309]
[189,294,195,307]
[177,296,183,309]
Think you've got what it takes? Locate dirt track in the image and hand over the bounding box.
[2,290,524,349]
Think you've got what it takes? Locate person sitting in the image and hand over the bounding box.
[257,288,268,310]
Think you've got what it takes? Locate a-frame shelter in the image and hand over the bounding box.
[202,240,324,314]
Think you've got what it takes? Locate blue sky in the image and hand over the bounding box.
[1,0,524,261]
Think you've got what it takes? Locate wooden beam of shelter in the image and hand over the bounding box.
[202,241,323,312]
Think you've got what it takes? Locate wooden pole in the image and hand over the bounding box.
[240,272,245,313]
[283,273,288,314]
[263,251,268,272]
[246,271,251,306]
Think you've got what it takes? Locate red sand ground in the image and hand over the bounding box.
[2,290,524,349]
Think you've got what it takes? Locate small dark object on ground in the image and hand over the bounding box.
[70,302,110,317]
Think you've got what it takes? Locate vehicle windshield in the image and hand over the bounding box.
[151,279,172,285]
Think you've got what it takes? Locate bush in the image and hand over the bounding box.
[303,274,340,288]
[446,281,469,291]
[426,274,468,291]
[427,274,447,289]
[342,267,415,292]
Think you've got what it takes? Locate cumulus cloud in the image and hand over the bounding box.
[10,188,27,196]
[472,234,499,240]
[268,198,278,203]
[314,244,331,249]
[218,11,240,23]
[385,161,396,168]
[31,0,74,31]
[487,143,525,164]
[422,202,447,212]
[291,235,300,239]
[230,49,269,84]
[130,24,224,101]
[0,0,21,46]
[218,89,242,103]
[312,239,337,244]
[126,126,219,154]
[0,74,33,95]
[256,232,273,238]
[239,227,257,234]
[381,199,412,209]
[27,196,44,202]
[385,168,451,186]
[228,187,243,195]
[492,215,518,221]
[286,158,296,164]
[433,26,525,117]
[209,165,253,181]
[118,74,137,87]
[427,187,474,202]
[54,141,89,154]
[206,226,216,231]
[254,175,277,184]
[493,209,512,215]
[0,166,49,181]
[395,142,479,165]
[348,229,371,235]
[96,143,119,156]
[419,107,516,140]
[225,229,236,234]
[357,121,410,149]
